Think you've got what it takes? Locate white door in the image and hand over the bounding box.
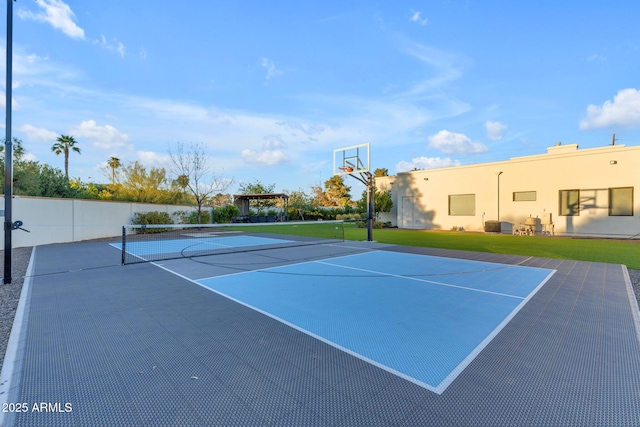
[402,196,415,228]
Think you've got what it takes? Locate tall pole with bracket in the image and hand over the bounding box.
[349,170,374,241]
[333,143,374,241]
[4,0,14,284]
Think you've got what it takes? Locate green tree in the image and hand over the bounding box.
[286,189,313,220]
[51,135,81,179]
[1,138,81,198]
[107,156,122,184]
[38,164,83,198]
[210,193,232,208]
[310,185,331,207]
[113,161,182,204]
[373,168,389,177]
[324,175,351,207]
[357,189,393,220]
[0,137,26,161]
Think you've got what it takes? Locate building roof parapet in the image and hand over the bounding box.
[510,143,630,161]
[389,143,638,178]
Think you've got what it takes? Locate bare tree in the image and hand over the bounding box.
[168,142,232,224]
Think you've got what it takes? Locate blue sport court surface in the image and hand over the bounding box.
[3,236,640,426]
[195,250,554,394]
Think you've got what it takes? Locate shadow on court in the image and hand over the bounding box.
[1,239,639,426]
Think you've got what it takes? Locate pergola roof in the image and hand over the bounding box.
[233,193,289,201]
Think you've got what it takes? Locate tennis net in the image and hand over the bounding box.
[120,220,345,264]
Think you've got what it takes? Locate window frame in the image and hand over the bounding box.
[448,194,476,216]
[609,187,634,216]
[559,189,580,216]
[513,191,537,202]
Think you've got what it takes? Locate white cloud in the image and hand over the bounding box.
[395,41,464,99]
[19,124,58,142]
[276,120,327,137]
[241,149,289,165]
[70,120,129,150]
[396,156,460,172]
[18,0,85,40]
[96,35,126,58]
[0,91,19,110]
[587,53,606,62]
[485,121,507,141]
[23,153,39,162]
[261,57,282,80]
[427,130,488,155]
[263,135,286,150]
[137,150,171,167]
[579,88,640,130]
[242,136,290,165]
[6,48,83,84]
[132,98,212,122]
[410,10,428,26]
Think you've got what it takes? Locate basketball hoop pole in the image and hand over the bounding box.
[365,173,374,241]
[348,171,374,242]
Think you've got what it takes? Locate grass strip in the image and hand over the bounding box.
[343,225,640,269]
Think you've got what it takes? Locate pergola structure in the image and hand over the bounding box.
[233,193,289,222]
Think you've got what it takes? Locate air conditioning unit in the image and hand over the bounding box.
[484,220,501,233]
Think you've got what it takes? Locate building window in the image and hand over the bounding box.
[449,194,475,216]
[559,189,580,216]
[609,187,633,216]
[513,191,536,201]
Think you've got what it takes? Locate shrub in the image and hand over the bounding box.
[355,220,391,229]
[213,205,240,223]
[174,210,212,224]
[337,213,361,221]
[131,211,173,233]
[132,211,173,225]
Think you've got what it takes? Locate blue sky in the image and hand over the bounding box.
[2,1,640,197]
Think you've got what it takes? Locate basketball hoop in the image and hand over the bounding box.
[338,166,354,173]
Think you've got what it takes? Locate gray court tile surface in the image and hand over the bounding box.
[1,240,639,426]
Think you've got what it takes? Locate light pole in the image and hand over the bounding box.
[4,0,14,284]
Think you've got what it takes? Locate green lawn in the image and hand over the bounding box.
[344,225,640,270]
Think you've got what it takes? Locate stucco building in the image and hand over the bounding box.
[376,143,639,238]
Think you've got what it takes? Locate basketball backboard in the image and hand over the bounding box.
[333,143,370,176]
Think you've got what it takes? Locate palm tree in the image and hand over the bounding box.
[51,135,81,179]
[107,156,122,184]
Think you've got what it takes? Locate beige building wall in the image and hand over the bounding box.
[377,143,640,238]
